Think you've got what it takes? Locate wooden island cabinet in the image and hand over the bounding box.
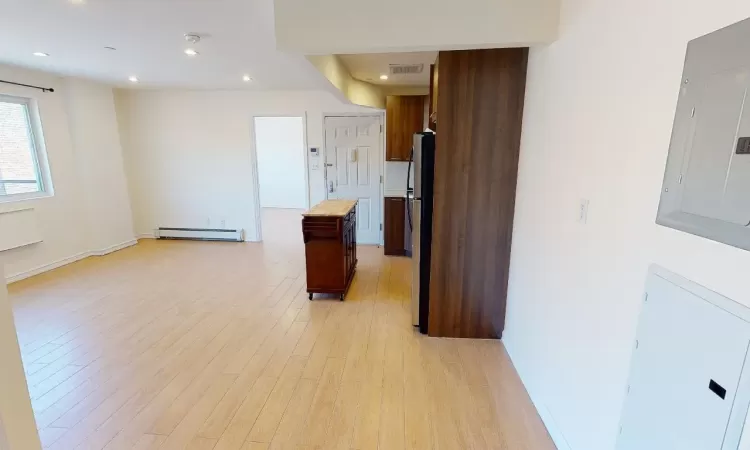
[302,200,357,301]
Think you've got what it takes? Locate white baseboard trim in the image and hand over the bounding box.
[89,239,137,256]
[5,238,138,284]
[5,251,90,284]
[504,341,573,450]
[529,391,573,450]
[136,233,156,240]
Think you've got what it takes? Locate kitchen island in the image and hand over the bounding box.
[302,200,357,301]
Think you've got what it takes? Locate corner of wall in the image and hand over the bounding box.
[0,69,138,284]
[63,78,137,253]
[306,55,385,109]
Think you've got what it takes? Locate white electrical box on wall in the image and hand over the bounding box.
[310,147,320,170]
[657,17,750,250]
[618,266,750,450]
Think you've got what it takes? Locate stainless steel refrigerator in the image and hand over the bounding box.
[407,132,435,334]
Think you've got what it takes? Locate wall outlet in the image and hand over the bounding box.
[579,199,590,224]
[221,219,226,228]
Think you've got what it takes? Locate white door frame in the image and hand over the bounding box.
[322,112,385,246]
[249,113,310,242]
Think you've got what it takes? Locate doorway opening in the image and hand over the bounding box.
[252,116,308,245]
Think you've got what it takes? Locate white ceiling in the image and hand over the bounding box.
[339,52,438,86]
[0,0,328,90]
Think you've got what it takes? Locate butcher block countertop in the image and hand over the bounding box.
[302,200,357,217]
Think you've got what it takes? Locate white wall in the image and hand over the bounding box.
[255,116,307,209]
[0,416,6,450]
[114,89,377,241]
[275,0,560,54]
[64,79,135,253]
[0,270,41,449]
[505,2,750,450]
[0,66,135,282]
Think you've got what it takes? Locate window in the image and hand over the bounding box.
[0,96,46,199]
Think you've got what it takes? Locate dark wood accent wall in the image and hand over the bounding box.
[428,48,528,339]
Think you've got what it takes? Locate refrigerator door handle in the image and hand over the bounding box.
[406,191,413,231]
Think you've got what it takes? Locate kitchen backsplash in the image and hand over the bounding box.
[384,161,413,196]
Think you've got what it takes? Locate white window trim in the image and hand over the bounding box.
[0,93,54,204]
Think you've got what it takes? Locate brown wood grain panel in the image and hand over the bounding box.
[386,96,426,161]
[384,197,406,256]
[428,48,528,339]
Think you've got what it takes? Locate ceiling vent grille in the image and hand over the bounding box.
[389,64,424,75]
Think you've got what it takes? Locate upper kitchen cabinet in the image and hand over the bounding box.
[386,95,426,161]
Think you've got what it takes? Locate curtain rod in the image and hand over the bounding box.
[0,80,54,93]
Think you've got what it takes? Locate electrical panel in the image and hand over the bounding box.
[657,17,750,249]
[618,267,750,449]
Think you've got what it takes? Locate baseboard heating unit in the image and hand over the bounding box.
[156,227,244,242]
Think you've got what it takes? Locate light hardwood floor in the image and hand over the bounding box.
[9,209,555,450]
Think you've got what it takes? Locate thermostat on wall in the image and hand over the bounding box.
[310,147,320,170]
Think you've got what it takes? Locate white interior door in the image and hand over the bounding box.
[324,116,382,244]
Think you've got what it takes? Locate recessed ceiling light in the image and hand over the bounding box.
[379,74,388,80]
[242,75,252,82]
[184,48,199,56]
[33,52,49,57]
[128,76,139,83]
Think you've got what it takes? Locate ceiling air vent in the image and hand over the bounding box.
[389,64,424,75]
